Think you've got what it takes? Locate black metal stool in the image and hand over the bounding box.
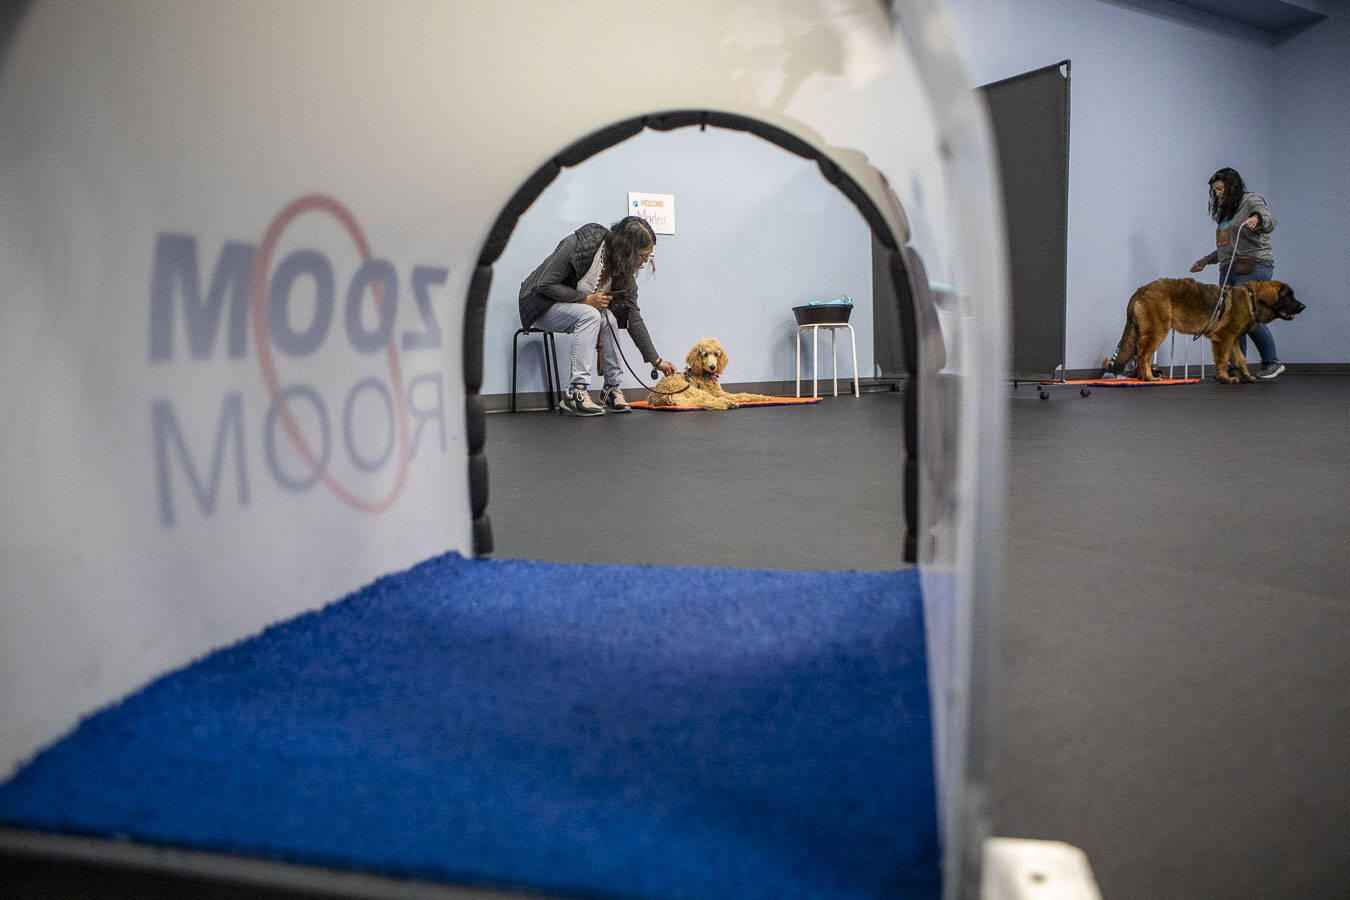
[511,328,562,413]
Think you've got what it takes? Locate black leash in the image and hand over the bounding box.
[602,313,690,397]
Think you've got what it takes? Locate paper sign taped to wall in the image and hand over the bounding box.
[628,192,675,234]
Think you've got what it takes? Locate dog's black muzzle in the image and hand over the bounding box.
[1276,298,1306,320]
[1271,285,1306,321]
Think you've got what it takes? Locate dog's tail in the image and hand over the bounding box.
[1107,302,1141,375]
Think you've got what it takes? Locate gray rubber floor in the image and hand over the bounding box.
[486,375,1350,899]
[487,389,914,572]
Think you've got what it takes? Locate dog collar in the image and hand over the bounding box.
[683,366,717,380]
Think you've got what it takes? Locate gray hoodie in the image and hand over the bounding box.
[1194,192,1276,270]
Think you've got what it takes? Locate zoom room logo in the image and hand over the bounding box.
[150,195,450,527]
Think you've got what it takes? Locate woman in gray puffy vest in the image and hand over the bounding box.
[519,216,676,415]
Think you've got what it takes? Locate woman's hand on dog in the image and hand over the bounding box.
[654,359,676,376]
[584,292,611,310]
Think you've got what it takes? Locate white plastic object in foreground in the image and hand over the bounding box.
[2,1,1009,896]
[982,838,1104,900]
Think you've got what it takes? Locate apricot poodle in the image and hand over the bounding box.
[647,338,774,409]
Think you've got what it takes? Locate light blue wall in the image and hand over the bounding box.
[484,127,873,397]
[1272,8,1350,364]
[940,0,1346,367]
[483,0,1348,390]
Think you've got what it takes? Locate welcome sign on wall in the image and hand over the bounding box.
[628,191,676,234]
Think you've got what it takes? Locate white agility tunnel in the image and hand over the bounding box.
[0,1,1011,896]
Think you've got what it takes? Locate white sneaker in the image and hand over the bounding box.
[601,386,631,412]
[559,386,604,416]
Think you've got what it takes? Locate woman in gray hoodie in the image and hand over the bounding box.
[1190,167,1285,379]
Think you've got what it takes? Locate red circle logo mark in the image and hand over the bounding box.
[248,194,410,513]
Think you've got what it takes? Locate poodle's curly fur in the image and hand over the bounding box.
[647,338,775,409]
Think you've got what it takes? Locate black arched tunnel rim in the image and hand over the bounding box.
[463,109,933,563]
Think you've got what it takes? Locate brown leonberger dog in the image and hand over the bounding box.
[1109,278,1304,383]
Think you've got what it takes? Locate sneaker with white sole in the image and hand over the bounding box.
[1254,363,1285,380]
[559,386,604,416]
[601,386,631,413]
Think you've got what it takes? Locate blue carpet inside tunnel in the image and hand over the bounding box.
[0,552,939,898]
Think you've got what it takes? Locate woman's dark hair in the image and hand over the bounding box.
[1208,167,1245,223]
[602,215,656,295]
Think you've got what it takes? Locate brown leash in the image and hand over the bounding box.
[602,315,690,397]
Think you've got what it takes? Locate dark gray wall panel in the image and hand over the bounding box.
[980,61,1070,380]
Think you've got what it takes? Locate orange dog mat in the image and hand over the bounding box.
[1041,378,1200,387]
[630,396,824,411]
